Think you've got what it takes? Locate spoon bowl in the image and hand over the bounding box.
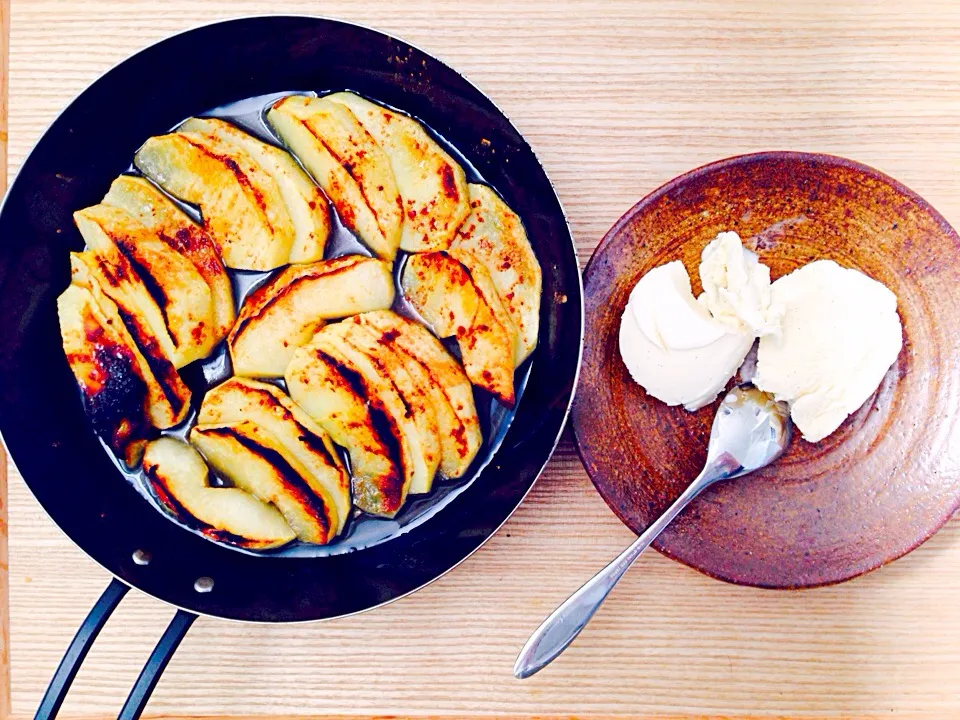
[709,385,792,475]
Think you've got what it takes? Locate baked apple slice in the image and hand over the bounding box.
[134,131,294,270]
[69,243,176,364]
[57,283,154,466]
[355,310,481,478]
[143,436,295,549]
[178,117,330,264]
[325,92,470,252]
[75,203,217,366]
[190,421,336,545]
[310,327,438,499]
[451,183,541,362]
[101,175,235,341]
[328,321,441,494]
[198,377,349,535]
[449,247,521,366]
[401,252,516,406]
[399,251,479,336]
[267,95,402,260]
[228,255,394,378]
[70,254,191,429]
[286,344,406,517]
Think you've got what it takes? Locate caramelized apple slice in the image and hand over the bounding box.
[286,344,406,517]
[449,247,521,366]
[451,183,541,362]
[57,283,153,466]
[101,175,235,341]
[355,310,481,478]
[400,252,478,336]
[144,436,295,549]
[401,252,516,406]
[190,421,336,545]
[69,240,175,363]
[75,203,217,365]
[267,95,402,260]
[328,321,441,494]
[228,255,395,378]
[198,377,350,535]
[326,92,470,252]
[310,327,436,499]
[70,254,190,428]
[178,117,330,264]
[134,131,293,270]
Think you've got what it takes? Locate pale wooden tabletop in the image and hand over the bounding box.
[4,1,960,718]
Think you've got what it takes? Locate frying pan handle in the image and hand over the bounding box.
[34,581,197,720]
[34,578,130,720]
[117,609,197,720]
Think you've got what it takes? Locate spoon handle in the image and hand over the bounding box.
[513,457,736,680]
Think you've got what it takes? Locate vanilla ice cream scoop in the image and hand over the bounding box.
[698,231,783,336]
[619,232,781,410]
[619,260,754,410]
[753,260,903,442]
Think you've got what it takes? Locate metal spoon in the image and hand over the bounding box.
[513,384,791,679]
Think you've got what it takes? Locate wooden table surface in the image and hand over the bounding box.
[4,1,960,718]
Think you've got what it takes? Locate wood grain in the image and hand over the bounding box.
[5,0,960,718]
[0,0,10,715]
[8,717,949,720]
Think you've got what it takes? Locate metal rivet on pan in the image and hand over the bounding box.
[194,576,214,593]
[132,549,151,566]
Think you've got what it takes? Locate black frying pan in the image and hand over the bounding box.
[0,16,582,719]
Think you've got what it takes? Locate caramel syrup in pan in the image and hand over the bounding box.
[104,90,533,558]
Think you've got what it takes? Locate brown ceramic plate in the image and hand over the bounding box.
[574,151,960,588]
